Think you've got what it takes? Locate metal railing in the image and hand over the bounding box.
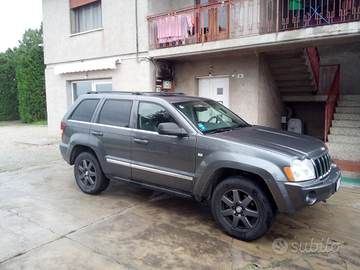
[147,0,360,49]
[306,47,320,90]
[324,65,340,142]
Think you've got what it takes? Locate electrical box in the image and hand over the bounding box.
[287,118,303,134]
[155,78,174,92]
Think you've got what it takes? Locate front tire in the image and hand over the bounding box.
[211,176,275,241]
[74,152,110,194]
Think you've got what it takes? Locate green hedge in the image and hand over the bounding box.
[16,26,46,123]
[0,49,19,121]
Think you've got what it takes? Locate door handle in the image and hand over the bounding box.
[91,131,103,136]
[134,138,149,145]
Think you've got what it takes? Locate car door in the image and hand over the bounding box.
[90,99,133,180]
[131,101,196,192]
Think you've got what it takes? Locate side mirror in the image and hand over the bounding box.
[158,122,188,137]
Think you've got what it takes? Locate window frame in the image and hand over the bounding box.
[71,79,112,102]
[70,0,102,34]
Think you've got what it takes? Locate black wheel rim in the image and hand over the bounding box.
[220,189,260,231]
[77,159,96,188]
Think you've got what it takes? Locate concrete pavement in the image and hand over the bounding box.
[1,160,360,269]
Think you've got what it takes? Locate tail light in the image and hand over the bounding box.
[60,122,66,140]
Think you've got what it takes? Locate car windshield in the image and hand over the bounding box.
[173,100,248,134]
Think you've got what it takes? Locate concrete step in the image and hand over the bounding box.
[330,126,360,136]
[263,50,305,60]
[328,151,360,162]
[272,65,310,75]
[279,85,316,93]
[333,113,360,121]
[273,72,312,81]
[338,100,360,107]
[332,120,360,128]
[268,58,306,68]
[327,134,360,144]
[340,95,360,101]
[336,106,360,114]
[276,80,315,88]
[327,142,360,152]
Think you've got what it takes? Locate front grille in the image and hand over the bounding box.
[312,152,332,180]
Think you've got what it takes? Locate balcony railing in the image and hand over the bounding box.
[147,0,360,49]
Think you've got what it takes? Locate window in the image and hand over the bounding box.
[98,100,132,127]
[69,99,99,122]
[72,80,112,101]
[174,100,247,134]
[138,103,176,132]
[71,1,102,34]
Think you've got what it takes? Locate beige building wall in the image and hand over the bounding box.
[173,53,283,127]
[43,0,157,137]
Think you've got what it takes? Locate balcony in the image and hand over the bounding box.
[147,0,360,52]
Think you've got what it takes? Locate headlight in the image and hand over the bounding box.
[284,159,315,182]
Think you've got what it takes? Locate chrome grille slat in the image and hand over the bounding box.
[312,152,331,180]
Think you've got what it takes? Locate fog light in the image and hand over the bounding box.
[306,191,317,205]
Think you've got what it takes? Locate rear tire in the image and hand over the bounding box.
[211,176,275,241]
[74,152,110,194]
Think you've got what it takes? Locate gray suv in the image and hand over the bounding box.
[60,92,341,241]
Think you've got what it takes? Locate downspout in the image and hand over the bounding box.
[135,0,139,59]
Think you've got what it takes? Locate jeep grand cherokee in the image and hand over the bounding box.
[60,92,341,241]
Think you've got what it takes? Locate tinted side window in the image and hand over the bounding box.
[138,102,176,132]
[98,100,132,127]
[70,99,99,122]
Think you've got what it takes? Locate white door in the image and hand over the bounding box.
[199,77,229,108]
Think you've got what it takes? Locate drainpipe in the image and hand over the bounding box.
[135,0,139,59]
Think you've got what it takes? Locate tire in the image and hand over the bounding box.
[74,152,110,194]
[211,176,275,241]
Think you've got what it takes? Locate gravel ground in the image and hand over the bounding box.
[0,121,62,172]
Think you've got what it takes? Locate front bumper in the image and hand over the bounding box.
[279,163,341,213]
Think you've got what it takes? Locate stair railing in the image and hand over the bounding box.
[306,47,320,91]
[324,65,340,142]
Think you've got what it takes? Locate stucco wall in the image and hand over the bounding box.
[148,0,195,16]
[45,58,154,137]
[258,57,286,129]
[173,53,284,127]
[43,0,150,65]
[318,43,360,95]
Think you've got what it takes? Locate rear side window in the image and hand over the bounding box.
[69,99,99,122]
[98,100,132,127]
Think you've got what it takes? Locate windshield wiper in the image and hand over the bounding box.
[232,124,248,129]
[207,127,232,134]
[206,124,248,134]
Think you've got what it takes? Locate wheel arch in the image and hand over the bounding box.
[69,145,97,165]
[201,168,277,211]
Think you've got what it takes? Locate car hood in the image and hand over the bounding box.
[210,126,327,158]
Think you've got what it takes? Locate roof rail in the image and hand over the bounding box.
[87,91,186,96]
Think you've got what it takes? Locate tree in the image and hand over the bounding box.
[16,24,46,123]
[0,48,19,121]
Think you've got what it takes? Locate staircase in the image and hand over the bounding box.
[262,49,317,96]
[326,95,360,161]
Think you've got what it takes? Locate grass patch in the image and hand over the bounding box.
[31,120,48,126]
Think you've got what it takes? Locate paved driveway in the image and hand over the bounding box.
[1,122,360,269]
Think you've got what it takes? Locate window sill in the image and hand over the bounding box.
[70,28,103,37]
